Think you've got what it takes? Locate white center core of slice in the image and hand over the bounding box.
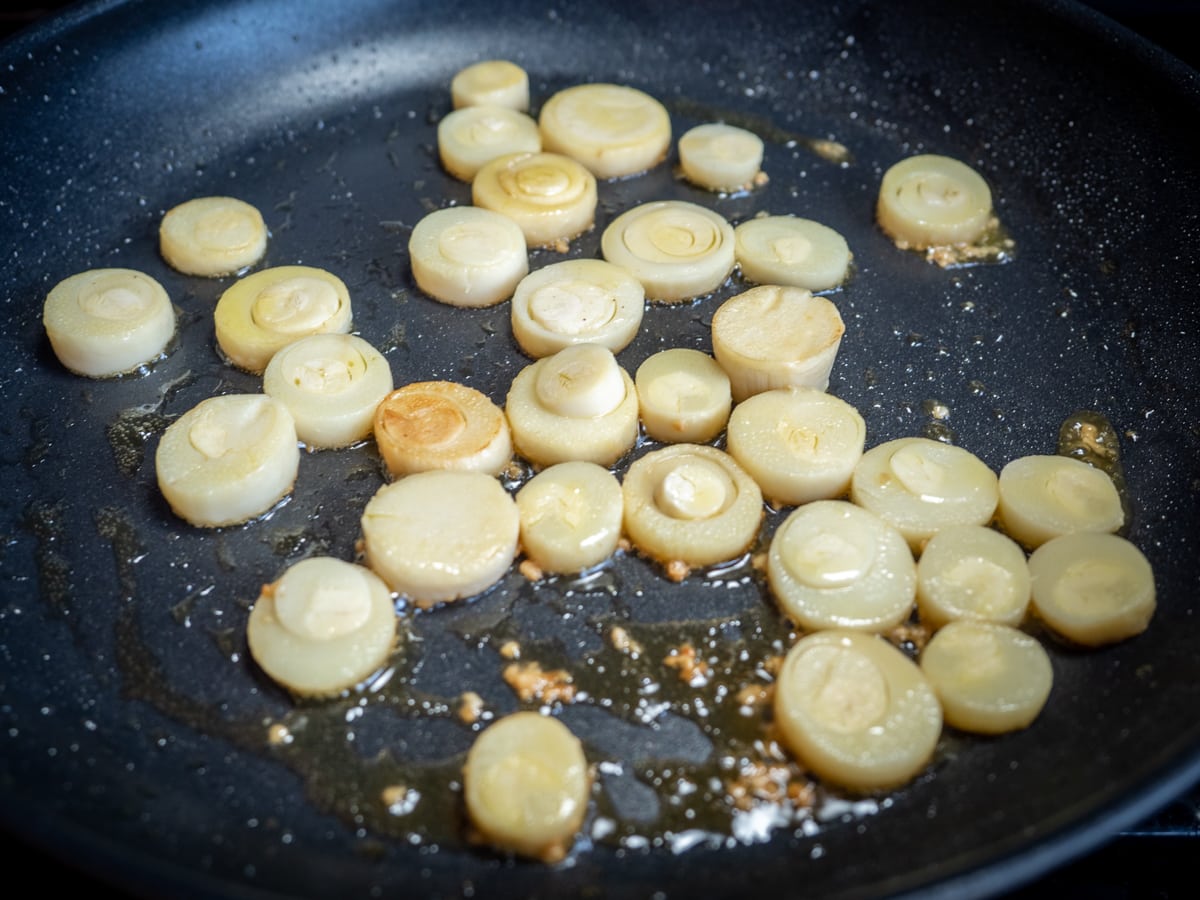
[530,282,616,334]
[196,208,256,251]
[253,277,341,334]
[187,397,274,459]
[535,345,625,418]
[275,564,372,640]
[438,222,510,266]
[791,644,889,734]
[80,283,151,321]
[781,521,877,588]
[889,444,948,502]
[654,458,732,520]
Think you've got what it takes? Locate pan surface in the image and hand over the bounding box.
[1,0,1198,897]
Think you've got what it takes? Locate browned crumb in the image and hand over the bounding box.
[665,559,690,582]
[458,690,485,724]
[750,551,768,572]
[498,640,521,660]
[503,460,525,481]
[887,620,931,653]
[752,170,769,188]
[519,559,544,582]
[809,138,851,165]
[266,722,292,746]
[381,784,408,807]
[724,755,816,813]
[547,237,570,254]
[664,643,711,687]
[503,660,576,704]
[762,654,784,677]
[609,625,644,657]
[735,683,773,713]
[617,536,633,553]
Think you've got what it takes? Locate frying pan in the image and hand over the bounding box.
[2,0,1198,897]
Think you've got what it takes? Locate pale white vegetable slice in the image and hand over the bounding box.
[246,557,398,697]
[373,381,512,478]
[360,470,520,607]
[916,525,1031,629]
[451,60,530,111]
[710,285,845,401]
[622,443,763,570]
[601,200,735,302]
[851,437,999,552]
[634,348,731,444]
[213,265,352,374]
[463,711,590,863]
[1028,532,1155,646]
[262,332,394,449]
[408,206,529,308]
[511,259,645,358]
[43,268,176,378]
[877,154,993,249]
[919,620,1052,735]
[538,82,671,179]
[734,215,851,292]
[472,151,598,249]
[437,106,542,182]
[725,386,865,506]
[995,454,1124,549]
[773,629,943,792]
[767,500,916,633]
[155,394,299,527]
[505,344,639,467]
[677,123,764,192]
[159,196,268,277]
[516,461,623,574]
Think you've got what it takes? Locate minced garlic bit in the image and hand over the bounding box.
[663,643,711,687]
[502,660,576,704]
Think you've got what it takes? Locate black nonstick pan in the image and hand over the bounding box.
[2,0,1198,897]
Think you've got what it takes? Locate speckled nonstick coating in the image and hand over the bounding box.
[2,1,1198,898]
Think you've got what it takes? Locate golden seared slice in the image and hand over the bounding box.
[916,525,1031,629]
[463,711,591,863]
[677,122,764,193]
[438,106,542,182]
[767,500,916,633]
[622,443,763,571]
[246,557,398,697]
[155,394,299,527]
[538,82,671,179]
[734,215,851,292]
[634,348,731,444]
[601,200,735,302]
[472,152,598,249]
[516,461,623,575]
[877,154,993,249]
[452,59,530,111]
[511,259,644,358]
[159,196,267,277]
[773,629,943,792]
[996,454,1124,549]
[360,470,520,607]
[43,268,176,378]
[919,620,1052,735]
[851,437,999,552]
[409,206,528,308]
[726,386,865,506]
[214,265,352,374]
[1028,532,1155,647]
[506,343,639,468]
[262,332,393,450]
[710,284,845,401]
[373,381,512,478]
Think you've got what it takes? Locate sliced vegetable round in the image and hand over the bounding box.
[262,332,394,449]
[155,393,299,527]
[373,381,512,477]
[361,470,520,607]
[451,59,530,111]
[516,461,623,574]
[214,265,352,374]
[511,259,644,358]
[438,106,541,182]
[767,500,916,633]
[916,525,1031,629]
[734,215,851,292]
[634,348,732,444]
[409,206,528,308]
[677,123,764,193]
[996,454,1124,549]
[539,82,671,178]
[463,711,591,863]
[246,557,398,697]
[877,154,993,249]
[774,629,943,792]
[850,437,999,552]
[473,151,598,249]
[726,386,865,506]
[159,195,268,276]
[43,268,176,378]
[622,443,763,570]
[1028,532,1155,647]
[601,200,735,302]
[920,620,1052,735]
[711,285,845,401]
